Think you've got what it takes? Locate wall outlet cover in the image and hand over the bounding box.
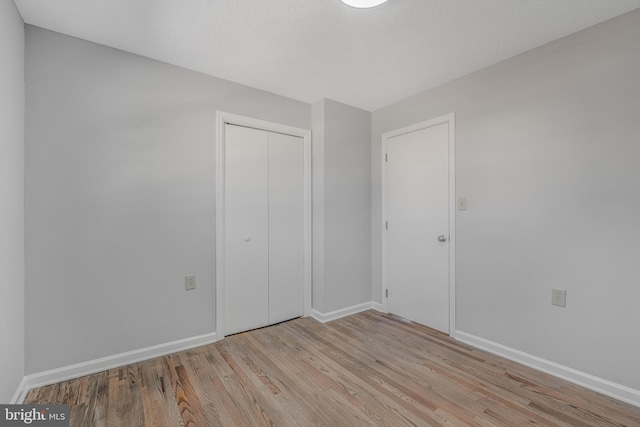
[552,288,566,307]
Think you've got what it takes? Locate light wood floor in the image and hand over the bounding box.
[25,310,640,426]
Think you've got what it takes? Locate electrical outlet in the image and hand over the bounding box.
[457,197,468,211]
[552,289,566,307]
[185,275,196,291]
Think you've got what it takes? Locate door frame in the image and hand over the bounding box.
[216,111,312,339]
[381,113,456,335]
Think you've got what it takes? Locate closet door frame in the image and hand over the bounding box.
[215,111,312,339]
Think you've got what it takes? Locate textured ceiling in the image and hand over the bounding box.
[14,0,640,111]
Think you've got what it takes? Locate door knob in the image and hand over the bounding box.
[437,235,447,243]
[244,236,251,242]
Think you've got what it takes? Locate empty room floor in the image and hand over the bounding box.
[24,311,640,426]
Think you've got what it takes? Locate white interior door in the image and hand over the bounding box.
[386,123,450,333]
[268,132,304,324]
[224,125,269,335]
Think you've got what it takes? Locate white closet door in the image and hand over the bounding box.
[224,125,269,335]
[268,132,304,324]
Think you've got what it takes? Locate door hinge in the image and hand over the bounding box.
[386,289,389,298]
[385,153,388,162]
[385,221,388,230]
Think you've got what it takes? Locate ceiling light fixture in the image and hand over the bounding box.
[340,0,389,8]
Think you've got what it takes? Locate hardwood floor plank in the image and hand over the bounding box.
[153,358,186,427]
[106,369,126,427]
[173,364,209,426]
[138,360,162,427]
[24,311,640,426]
[84,371,109,427]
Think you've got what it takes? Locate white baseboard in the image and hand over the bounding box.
[311,301,378,323]
[371,301,385,313]
[455,330,640,408]
[21,332,218,396]
[10,377,29,404]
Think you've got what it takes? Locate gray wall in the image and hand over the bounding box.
[313,99,372,313]
[324,100,372,312]
[25,26,310,374]
[372,9,640,390]
[0,0,25,402]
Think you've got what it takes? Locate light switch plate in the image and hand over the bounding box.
[185,275,196,291]
[457,197,468,211]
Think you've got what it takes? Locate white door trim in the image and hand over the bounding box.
[381,113,456,335]
[216,111,312,339]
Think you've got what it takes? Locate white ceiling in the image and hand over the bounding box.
[14,0,640,111]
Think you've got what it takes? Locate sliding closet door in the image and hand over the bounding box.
[224,125,269,335]
[268,132,304,324]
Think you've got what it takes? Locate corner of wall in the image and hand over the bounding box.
[311,99,326,313]
[0,0,26,405]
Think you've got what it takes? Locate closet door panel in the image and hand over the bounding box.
[224,125,269,335]
[268,132,304,324]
